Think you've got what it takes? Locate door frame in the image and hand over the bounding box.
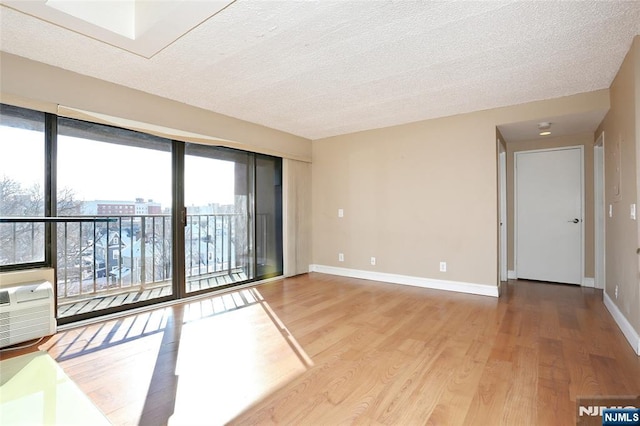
[594,132,605,289]
[514,145,585,284]
[498,144,508,282]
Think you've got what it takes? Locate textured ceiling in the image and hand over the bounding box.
[1,1,639,140]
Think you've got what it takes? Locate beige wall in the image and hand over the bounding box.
[596,36,640,334]
[311,90,609,289]
[0,52,312,162]
[506,133,595,279]
[313,114,498,286]
[0,268,55,288]
[636,36,640,336]
[637,37,640,336]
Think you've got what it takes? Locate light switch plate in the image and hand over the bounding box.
[338,208,344,218]
[631,204,637,220]
[609,204,613,218]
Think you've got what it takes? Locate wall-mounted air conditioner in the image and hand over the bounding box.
[0,281,57,348]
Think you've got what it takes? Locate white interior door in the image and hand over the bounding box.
[516,147,583,285]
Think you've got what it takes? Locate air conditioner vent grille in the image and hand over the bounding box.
[0,281,56,348]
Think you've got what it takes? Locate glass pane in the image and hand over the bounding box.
[0,104,45,267]
[57,118,172,319]
[184,144,254,293]
[255,155,283,278]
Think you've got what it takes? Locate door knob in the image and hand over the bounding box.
[568,218,580,223]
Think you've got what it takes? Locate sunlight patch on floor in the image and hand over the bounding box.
[170,301,310,425]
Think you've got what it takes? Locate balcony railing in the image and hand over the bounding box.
[1,213,249,317]
[186,214,239,279]
[56,215,174,300]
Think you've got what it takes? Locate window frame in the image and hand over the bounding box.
[0,103,284,323]
[0,105,51,272]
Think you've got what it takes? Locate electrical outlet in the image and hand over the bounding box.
[370,257,376,266]
[338,208,344,218]
[615,285,619,299]
[338,253,344,262]
[439,262,447,272]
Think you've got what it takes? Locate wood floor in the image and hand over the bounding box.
[2,273,639,425]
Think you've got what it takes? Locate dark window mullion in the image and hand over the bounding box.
[172,140,186,299]
[250,154,257,279]
[45,113,58,316]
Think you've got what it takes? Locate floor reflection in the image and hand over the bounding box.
[169,288,312,425]
[29,284,313,425]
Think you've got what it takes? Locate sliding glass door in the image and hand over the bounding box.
[56,118,173,319]
[183,146,283,293]
[1,103,283,324]
[184,144,254,293]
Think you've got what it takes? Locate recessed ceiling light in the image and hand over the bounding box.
[537,122,552,136]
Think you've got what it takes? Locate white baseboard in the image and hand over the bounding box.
[603,292,640,356]
[308,265,499,298]
[507,270,517,280]
[582,277,595,288]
